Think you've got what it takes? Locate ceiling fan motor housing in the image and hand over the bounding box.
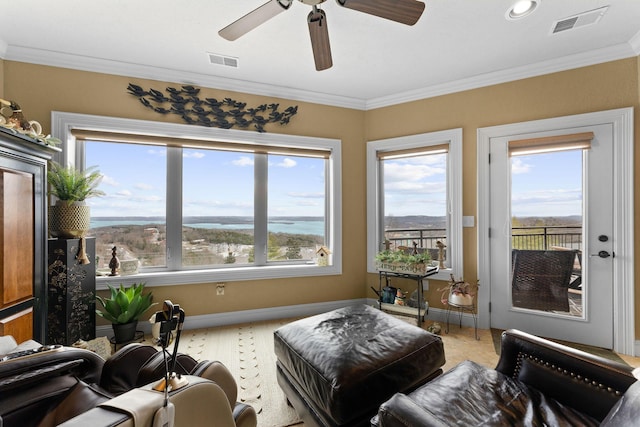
[299,0,327,5]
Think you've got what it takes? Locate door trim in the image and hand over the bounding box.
[477,107,634,355]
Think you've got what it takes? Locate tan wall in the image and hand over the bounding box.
[365,58,640,336]
[2,58,640,336]
[2,61,367,320]
[0,59,4,98]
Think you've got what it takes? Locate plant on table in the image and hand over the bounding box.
[439,274,479,306]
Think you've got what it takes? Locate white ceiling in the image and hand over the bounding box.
[1,0,640,110]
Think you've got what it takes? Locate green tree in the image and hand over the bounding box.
[224,250,236,264]
[285,238,302,259]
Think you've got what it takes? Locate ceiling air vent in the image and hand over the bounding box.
[552,6,609,34]
[208,53,239,68]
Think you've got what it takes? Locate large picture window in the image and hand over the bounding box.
[366,129,463,281]
[52,112,342,287]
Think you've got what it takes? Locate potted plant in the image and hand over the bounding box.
[47,161,105,238]
[375,248,431,275]
[440,274,478,307]
[95,282,156,343]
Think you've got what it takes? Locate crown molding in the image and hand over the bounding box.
[0,39,7,59]
[365,42,639,110]
[4,45,367,110]
[629,29,640,55]
[3,41,638,111]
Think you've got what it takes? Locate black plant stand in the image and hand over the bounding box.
[47,238,96,345]
[110,331,145,352]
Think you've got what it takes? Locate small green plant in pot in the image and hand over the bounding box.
[47,161,105,238]
[96,282,156,343]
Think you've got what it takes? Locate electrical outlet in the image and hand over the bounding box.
[216,283,225,295]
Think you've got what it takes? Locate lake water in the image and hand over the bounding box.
[90,218,324,237]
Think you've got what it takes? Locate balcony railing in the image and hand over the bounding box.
[383,228,447,251]
[384,225,582,252]
[511,226,582,251]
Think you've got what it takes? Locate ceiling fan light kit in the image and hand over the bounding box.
[219,0,426,71]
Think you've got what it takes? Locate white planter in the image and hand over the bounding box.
[449,292,473,306]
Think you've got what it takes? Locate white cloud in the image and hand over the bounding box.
[147,149,167,157]
[183,151,205,159]
[135,183,154,191]
[232,156,254,166]
[101,174,119,186]
[276,158,296,168]
[383,162,445,183]
[287,192,324,199]
[511,158,531,174]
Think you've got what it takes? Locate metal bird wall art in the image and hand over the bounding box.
[127,84,298,133]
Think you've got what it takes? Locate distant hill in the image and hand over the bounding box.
[384,216,446,230]
[384,215,581,229]
[512,215,582,227]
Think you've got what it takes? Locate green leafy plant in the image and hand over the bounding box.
[96,282,156,324]
[47,161,105,202]
[375,249,431,265]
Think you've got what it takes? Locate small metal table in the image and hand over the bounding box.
[377,266,439,326]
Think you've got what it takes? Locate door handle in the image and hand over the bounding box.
[590,250,611,258]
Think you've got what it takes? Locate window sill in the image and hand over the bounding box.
[96,263,342,290]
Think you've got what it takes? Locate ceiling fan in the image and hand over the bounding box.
[219,0,426,71]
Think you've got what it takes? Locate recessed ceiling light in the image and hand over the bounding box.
[506,0,539,20]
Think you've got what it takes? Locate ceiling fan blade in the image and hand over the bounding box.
[308,8,333,71]
[336,0,425,25]
[219,0,292,41]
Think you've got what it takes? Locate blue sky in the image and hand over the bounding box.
[511,150,582,217]
[383,153,447,217]
[86,142,583,219]
[86,142,325,217]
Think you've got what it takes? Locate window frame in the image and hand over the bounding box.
[366,128,463,281]
[52,112,342,289]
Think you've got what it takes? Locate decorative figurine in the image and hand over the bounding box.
[394,288,406,306]
[436,240,446,268]
[109,246,120,276]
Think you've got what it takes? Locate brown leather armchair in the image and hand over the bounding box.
[0,339,256,427]
[373,329,640,427]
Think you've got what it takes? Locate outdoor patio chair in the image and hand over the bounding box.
[511,249,577,312]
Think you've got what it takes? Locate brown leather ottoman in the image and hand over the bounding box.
[274,304,445,427]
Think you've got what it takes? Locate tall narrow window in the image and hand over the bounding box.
[85,140,167,271]
[266,154,326,263]
[182,148,255,267]
[378,144,448,264]
[367,129,463,280]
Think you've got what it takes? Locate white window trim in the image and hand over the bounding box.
[51,111,342,289]
[366,128,463,281]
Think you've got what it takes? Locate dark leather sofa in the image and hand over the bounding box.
[373,329,640,427]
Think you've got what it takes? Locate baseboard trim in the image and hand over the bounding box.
[97,298,369,337]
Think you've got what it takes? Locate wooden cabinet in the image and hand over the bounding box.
[0,128,58,343]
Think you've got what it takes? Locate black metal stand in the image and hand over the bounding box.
[445,301,479,340]
[377,266,439,326]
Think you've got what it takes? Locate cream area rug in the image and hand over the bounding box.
[144,315,494,427]
[170,319,302,427]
